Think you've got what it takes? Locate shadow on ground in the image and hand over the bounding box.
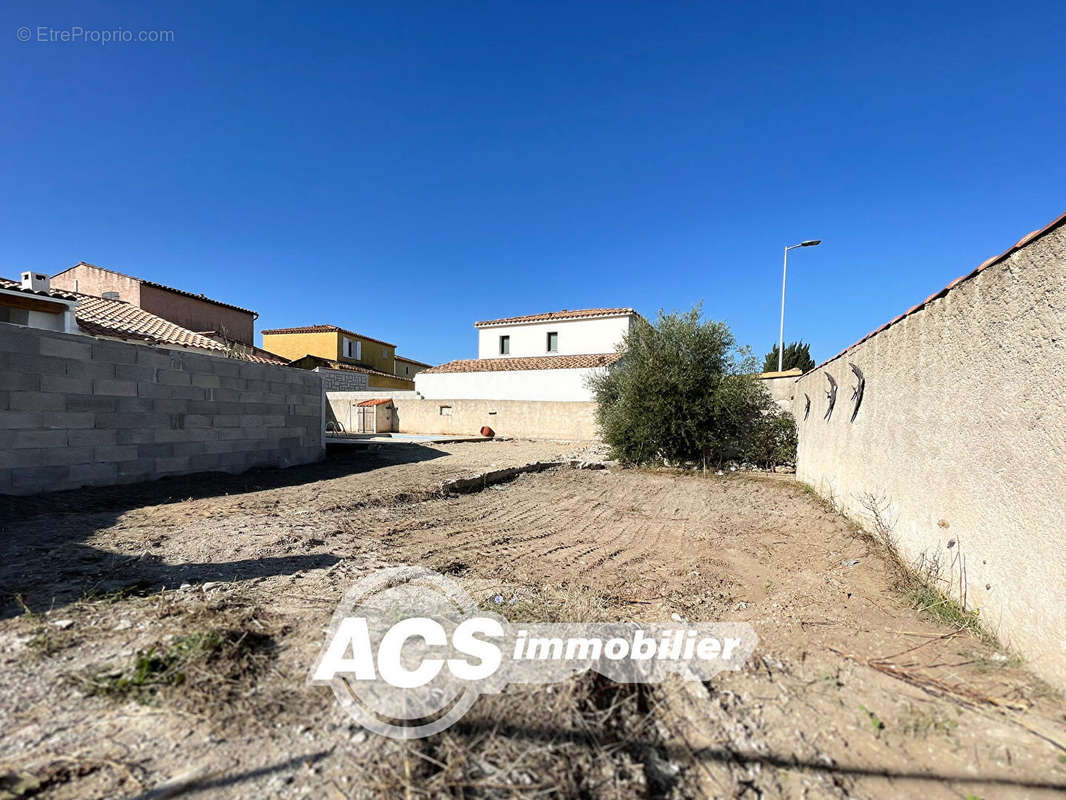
[0,443,444,619]
[449,718,1066,794]
[0,442,444,522]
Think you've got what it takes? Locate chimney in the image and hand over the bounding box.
[21,271,51,293]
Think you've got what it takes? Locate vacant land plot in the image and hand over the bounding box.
[1,441,1064,798]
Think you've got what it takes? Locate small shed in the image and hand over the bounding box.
[354,398,393,433]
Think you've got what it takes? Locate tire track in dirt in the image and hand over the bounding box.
[364,469,717,596]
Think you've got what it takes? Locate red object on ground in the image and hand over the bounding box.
[480,426,495,438]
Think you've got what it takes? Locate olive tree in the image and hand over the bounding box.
[590,305,795,469]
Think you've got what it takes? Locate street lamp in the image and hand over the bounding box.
[778,239,821,372]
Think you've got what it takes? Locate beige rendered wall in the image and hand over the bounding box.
[792,221,1066,687]
[757,370,800,412]
[50,264,256,345]
[51,263,142,304]
[326,393,600,441]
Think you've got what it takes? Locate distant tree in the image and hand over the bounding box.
[589,305,796,469]
[762,341,815,373]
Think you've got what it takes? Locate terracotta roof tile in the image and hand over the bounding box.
[74,294,231,351]
[1,278,285,365]
[422,353,622,374]
[474,307,636,327]
[356,398,393,407]
[261,324,396,348]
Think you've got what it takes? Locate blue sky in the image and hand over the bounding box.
[2,1,1063,365]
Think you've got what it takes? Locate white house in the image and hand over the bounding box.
[416,307,637,401]
[0,272,80,334]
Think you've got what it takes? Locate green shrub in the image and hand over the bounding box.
[590,305,795,469]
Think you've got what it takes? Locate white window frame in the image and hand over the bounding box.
[343,337,362,360]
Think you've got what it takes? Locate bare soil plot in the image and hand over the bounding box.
[0,442,1064,798]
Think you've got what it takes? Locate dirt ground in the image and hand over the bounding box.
[1,440,1064,799]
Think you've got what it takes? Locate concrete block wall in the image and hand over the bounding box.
[792,218,1066,688]
[0,324,324,495]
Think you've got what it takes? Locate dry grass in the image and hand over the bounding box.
[854,491,998,647]
[69,600,281,719]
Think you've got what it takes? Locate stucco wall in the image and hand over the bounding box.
[0,323,324,495]
[262,331,397,374]
[51,264,142,304]
[477,315,631,359]
[342,336,395,374]
[415,367,606,401]
[50,264,255,345]
[757,371,800,412]
[394,358,428,379]
[326,393,600,441]
[139,284,255,345]
[792,220,1066,686]
[261,331,339,363]
[366,372,417,391]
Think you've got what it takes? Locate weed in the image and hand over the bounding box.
[81,581,154,604]
[75,627,274,706]
[900,707,958,738]
[907,584,995,645]
[15,594,76,657]
[859,704,884,735]
[965,649,1023,673]
[854,492,1000,647]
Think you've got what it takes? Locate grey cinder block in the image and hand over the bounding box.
[91,340,138,364]
[156,369,192,386]
[93,444,139,462]
[40,336,92,361]
[69,462,119,486]
[9,391,65,412]
[94,378,138,397]
[67,429,118,447]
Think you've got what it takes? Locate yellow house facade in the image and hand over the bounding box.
[261,324,415,390]
[261,325,396,372]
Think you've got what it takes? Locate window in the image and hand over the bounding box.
[499,335,510,355]
[0,306,29,326]
[546,331,558,352]
[439,405,453,416]
[343,338,361,360]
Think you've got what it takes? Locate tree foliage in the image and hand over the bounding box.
[590,306,796,468]
[762,341,815,373]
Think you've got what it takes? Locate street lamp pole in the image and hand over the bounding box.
[779,239,821,372]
